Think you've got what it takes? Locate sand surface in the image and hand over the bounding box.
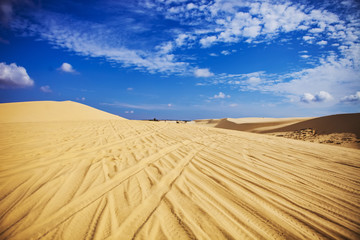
[1,102,360,239]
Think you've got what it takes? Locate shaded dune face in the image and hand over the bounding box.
[0,102,359,239]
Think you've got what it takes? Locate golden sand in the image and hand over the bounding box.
[0,101,359,239]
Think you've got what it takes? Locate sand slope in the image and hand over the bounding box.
[0,101,124,123]
[262,113,360,136]
[0,103,359,239]
[214,117,311,133]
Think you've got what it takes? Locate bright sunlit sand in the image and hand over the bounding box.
[1,101,359,239]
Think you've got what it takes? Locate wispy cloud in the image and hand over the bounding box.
[10,13,187,74]
[101,102,174,110]
[0,62,34,88]
[40,85,52,93]
[198,50,360,105]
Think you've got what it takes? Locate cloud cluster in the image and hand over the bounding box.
[300,91,333,103]
[341,91,360,103]
[0,62,34,88]
[7,0,360,108]
[152,0,358,52]
[9,0,359,78]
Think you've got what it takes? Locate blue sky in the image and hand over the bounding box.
[0,0,359,120]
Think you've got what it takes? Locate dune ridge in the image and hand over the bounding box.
[0,102,359,239]
[0,101,124,123]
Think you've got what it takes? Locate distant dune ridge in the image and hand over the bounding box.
[0,101,359,239]
[213,114,360,136]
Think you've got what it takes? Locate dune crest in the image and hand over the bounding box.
[0,102,359,239]
[0,101,124,123]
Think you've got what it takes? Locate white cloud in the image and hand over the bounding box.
[315,91,333,102]
[175,33,193,47]
[341,91,360,103]
[213,92,230,99]
[209,53,218,57]
[0,62,34,88]
[127,87,133,91]
[200,36,217,48]
[300,55,310,59]
[300,91,333,103]
[40,85,52,93]
[300,93,315,103]
[247,76,261,85]
[194,68,214,77]
[125,110,134,114]
[317,40,328,45]
[157,41,173,54]
[167,103,172,107]
[58,62,76,73]
[229,103,238,107]
[243,25,261,38]
[187,3,196,10]
[221,50,230,55]
[303,36,315,42]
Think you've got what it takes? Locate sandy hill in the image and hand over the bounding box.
[262,113,360,136]
[0,101,124,122]
[214,117,312,133]
[0,102,359,239]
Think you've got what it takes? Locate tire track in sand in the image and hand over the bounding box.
[10,134,214,239]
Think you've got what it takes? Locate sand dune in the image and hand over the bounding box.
[213,114,360,136]
[0,101,124,123]
[262,113,360,136]
[0,102,359,239]
[214,117,311,133]
[207,114,360,148]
